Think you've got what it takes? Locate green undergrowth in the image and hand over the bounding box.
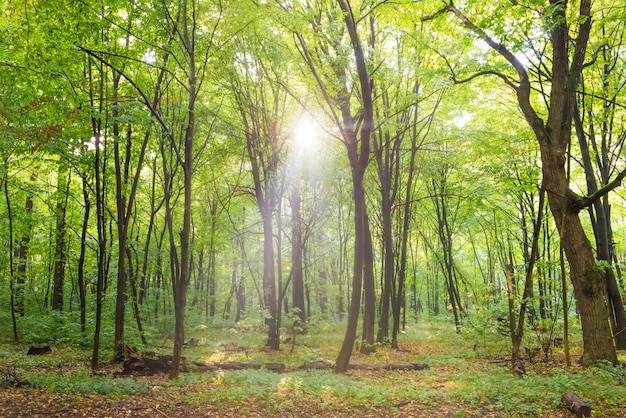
[1,320,625,417]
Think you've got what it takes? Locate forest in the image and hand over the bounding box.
[1,0,626,416]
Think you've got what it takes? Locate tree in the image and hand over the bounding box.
[284,0,377,371]
[425,0,618,364]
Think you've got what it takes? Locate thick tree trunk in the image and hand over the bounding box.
[542,145,617,365]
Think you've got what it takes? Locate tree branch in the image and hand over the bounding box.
[453,70,518,89]
[420,3,452,22]
[78,46,183,167]
[573,167,626,212]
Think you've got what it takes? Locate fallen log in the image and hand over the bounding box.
[265,362,286,373]
[348,363,430,371]
[301,361,333,370]
[561,392,591,418]
[191,361,218,372]
[219,361,261,370]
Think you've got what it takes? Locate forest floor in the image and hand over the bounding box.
[0,320,625,417]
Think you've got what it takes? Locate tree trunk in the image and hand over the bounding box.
[77,173,90,333]
[290,188,306,325]
[112,74,127,363]
[376,166,394,345]
[14,172,35,317]
[4,163,19,342]
[543,145,617,364]
[261,207,279,349]
[52,164,70,312]
[207,199,218,318]
[91,89,108,371]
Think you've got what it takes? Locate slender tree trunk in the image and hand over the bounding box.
[432,174,462,330]
[52,164,70,311]
[91,104,108,371]
[77,175,90,333]
[505,264,516,339]
[376,176,394,344]
[4,165,19,342]
[290,188,306,325]
[112,74,128,363]
[14,172,35,316]
[372,119,396,345]
[261,206,279,349]
[560,244,571,366]
[360,208,376,353]
[208,247,217,317]
[207,199,218,318]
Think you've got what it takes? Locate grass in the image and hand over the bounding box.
[1,319,625,417]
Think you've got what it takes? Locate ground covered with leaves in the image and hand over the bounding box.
[1,321,625,417]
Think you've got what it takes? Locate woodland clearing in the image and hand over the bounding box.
[0,321,624,417]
